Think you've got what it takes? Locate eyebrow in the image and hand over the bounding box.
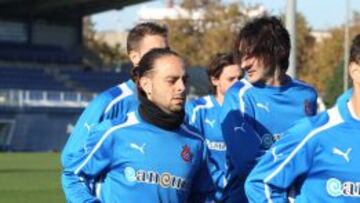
[165,74,188,79]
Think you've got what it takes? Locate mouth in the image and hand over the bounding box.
[172,97,185,103]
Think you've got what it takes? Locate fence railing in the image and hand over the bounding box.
[0,89,96,108]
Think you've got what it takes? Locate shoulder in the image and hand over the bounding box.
[102,80,137,113]
[228,79,253,94]
[179,123,205,141]
[281,105,344,144]
[191,95,213,107]
[224,79,254,103]
[91,111,141,139]
[291,78,317,95]
[186,95,215,124]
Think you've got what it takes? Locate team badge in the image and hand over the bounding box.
[261,134,274,149]
[181,145,193,163]
[304,99,313,116]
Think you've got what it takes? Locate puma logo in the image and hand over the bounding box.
[84,122,95,133]
[271,147,283,162]
[256,102,270,112]
[332,147,352,162]
[234,122,246,132]
[205,119,216,128]
[130,143,146,154]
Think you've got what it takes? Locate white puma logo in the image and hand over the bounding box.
[205,119,216,128]
[333,147,352,162]
[84,122,95,132]
[256,102,270,112]
[130,143,146,154]
[83,144,89,153]
[271,147,283,162]
[234,122,246,132]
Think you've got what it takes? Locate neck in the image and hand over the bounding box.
[351,88,360,118]
[265,69,287,87]
[215,93,224,105]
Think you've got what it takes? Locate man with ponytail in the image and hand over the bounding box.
[62,48,211,203]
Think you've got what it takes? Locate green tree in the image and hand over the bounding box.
[83,17,128,69]
[301,13,360,105]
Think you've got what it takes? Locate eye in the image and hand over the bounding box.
[182,76,188,84]
[166,78,177,84]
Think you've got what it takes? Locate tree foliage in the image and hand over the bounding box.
[299,13,360,105]
[83,17,127,69]
[164,0,248,66]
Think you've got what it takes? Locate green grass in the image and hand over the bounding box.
[0,153,64,203]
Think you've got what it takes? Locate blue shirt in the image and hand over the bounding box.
[245,91,360,203]
[186,95,228,201]
[220,77,317,202]
[61,80,137,167]
[62,110,209,203]
[61,80,138,195]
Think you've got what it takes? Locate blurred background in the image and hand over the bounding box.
[0,0,359,202]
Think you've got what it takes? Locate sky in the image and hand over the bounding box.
[91,0,360,32]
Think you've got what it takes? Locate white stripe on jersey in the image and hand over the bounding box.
[190,96,214,124]
[75,112,139,175]
[238,79,252,116]
[104,83,134,114]
[180,124,204,142]
[263,106,344,203]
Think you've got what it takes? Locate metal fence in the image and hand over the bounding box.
[0,89,96,108]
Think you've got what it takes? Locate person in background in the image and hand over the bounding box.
[186,53,242,202]
[61,22,169,198]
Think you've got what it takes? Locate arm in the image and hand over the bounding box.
[61,94,111,169]
[188,144,216,203]
[62,122,113,203]
[245,119,315,203]
[220,89,261,177]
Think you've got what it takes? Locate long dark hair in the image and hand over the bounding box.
[234,16,290,73]
[350,34,360,64]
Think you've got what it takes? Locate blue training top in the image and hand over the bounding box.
[245,90,360,203]
[62,80,137,167]
[61,80,138,195]
[62,110,211,203]
[186,95,228,201]
[220,77,317,202]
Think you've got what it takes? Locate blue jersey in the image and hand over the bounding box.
[61,80,137,195]
[220,77,317,202]
[336,88,353,104]
[186,95,228,201]
[62,111,210,203]
[61,80,137,167]
[245,91,360,203]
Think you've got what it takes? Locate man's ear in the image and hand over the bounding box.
[349,62,360,83]
[139,77,152,96]
[211,76,219,87]
[129,50,141,66]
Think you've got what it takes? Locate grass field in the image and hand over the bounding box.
[0,153,64,203]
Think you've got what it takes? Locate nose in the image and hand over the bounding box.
[240,58,252,70]
[176,79,186,94]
